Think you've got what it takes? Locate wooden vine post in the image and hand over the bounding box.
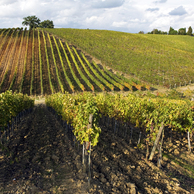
[149,122,164,161]
[158,129,164,168]
[188,130,191,153]
[82,114,93,187]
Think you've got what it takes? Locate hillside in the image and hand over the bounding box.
[1,28,194,193]
[45,28,194,89]
[0,28,144,95]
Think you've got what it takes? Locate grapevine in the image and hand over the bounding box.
[47,33,64,93]
[46,92,194,148]
[0,90,34,128]
[66,43,94,91]
[42,30,54,94]
[38,29,43,95]
[72,47,105,91]
[9,29,25,90]
[19,29,30,93]
[52,36,74,92]
[59,39,84,91]
[46,93,101,147]
[30,29,34,95]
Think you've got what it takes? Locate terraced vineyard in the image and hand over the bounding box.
[45,28,194,88]
[0,28,145,95]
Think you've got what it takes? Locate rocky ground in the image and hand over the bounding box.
[0,101,194,193]
[89,124,194,194]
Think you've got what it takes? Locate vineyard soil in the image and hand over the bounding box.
[0,98,193,193]
[0,103,89,194]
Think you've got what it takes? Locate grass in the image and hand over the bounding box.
[44,28,194,88]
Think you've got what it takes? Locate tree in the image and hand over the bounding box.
[178,28,186,35]
[138,31,144,34]
[168,27,177,35]
[22,16,40,30]
[153,29,159,34]
[187,26,193,35]
[147,29,167,35]
[161,31,167,35]
[39,20,54,28]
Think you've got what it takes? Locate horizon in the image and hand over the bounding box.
[0,0,193,34]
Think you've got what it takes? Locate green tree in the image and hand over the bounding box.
[39,20,54,28]
[22,16,40,30]
[178,28,186,35]
[168,27,177,35]
[150,29,159,34]
[161,31,167,35]
[187,26,193,35]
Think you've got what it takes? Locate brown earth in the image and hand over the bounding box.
[0,103,89,194]
[90,120,194,193]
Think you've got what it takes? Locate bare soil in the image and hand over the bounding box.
[0,103,89,194]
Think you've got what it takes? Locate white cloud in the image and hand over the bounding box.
[112,21,128,27]
[169,6,187,16]
[92,0,125,9]
[0,0,17,5]
[149,16,172,31]
[0,0,193,33]
[146,8,159,12]
[154,0,167,3]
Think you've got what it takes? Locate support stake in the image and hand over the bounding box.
[149,122,164,161]
[188,131,192,153]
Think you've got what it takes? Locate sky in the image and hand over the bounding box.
[0,0,193,33]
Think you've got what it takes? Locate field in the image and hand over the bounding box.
[45,28,194,88]
[0,28,145,95]
[1,27,194,193]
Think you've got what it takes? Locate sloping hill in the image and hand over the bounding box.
[45,28,194,89]
[0,28,144,95]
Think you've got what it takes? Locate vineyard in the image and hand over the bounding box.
[45,92,194,193]
[46,92,194,150]
[0,28,145,95]
[45,28,194,88]
[1,27,194,193]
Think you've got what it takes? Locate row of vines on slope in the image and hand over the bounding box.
[9,29,25,90]
[0,28,146,95]
[0,29,16,90]
[44,28,194,89]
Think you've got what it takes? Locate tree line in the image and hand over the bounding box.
[22,16,54,30]
[139,26,193,35]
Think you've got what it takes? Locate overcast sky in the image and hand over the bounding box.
[0,0,193,33]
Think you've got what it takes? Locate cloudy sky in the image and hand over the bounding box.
[0,0,193,33]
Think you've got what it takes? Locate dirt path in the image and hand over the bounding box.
[0,104,89,194]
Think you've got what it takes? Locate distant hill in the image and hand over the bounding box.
[45,28,194,89]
